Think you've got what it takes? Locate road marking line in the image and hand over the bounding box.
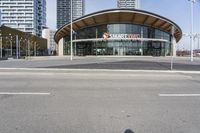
[159,94,200,97]
[0,68,200,74]
[0,92,51,95]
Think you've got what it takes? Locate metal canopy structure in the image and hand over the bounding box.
[54,9,182,43]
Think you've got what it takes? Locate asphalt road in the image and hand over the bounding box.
[0,69,200,133]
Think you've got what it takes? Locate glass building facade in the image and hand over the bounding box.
[0,0,46,37]
[57,0,85,29]
[63,23,171,56]
[117,0,140,9]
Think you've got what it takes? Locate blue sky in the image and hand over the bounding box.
[47,0,200,49]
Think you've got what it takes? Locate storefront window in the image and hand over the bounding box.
[64,23,171,56]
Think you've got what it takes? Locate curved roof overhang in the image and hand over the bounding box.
[55,9,182,44]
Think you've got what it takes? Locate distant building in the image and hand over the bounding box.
[42,28,58,55]
[0,10,1,26]
[0,0,46,37]
[57,0,85,28]
[117,0,140,9]
[0,26,47,59]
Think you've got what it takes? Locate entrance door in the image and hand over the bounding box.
[76,43,86,56]
[152,42,161,56]
[76,42,92,56]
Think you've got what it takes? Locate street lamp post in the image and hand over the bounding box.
[10,39,12,57]
[0,34,2,58]
[171,26,176,70]
[74,31,77,56]
[9,34,13,57]
[34,42,36,56]
[70,0,73,61]
[18,38,22,58]
[27,40,30,59]
[16,35,19,59]
[189,0,195,62]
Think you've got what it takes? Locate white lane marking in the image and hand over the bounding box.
[159,94,200,97]
[0,68,200,74]
[0,92,51,95]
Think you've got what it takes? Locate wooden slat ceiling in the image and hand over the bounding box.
[55,9,182,43]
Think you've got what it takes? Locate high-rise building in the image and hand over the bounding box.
[57,0,85,29]
[117,0,140,9]
[0,10,1,26]
[42,28,58,55]
[0,0,46,37]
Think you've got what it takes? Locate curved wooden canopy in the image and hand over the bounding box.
[55,9,182,43]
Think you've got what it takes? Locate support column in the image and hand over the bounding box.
[58,38,64,56]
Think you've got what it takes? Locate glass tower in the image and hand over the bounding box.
[0,0,46,37]
[117,0,140,9]
[57,0,85,29]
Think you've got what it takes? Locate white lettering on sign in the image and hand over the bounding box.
[109,34,140,39]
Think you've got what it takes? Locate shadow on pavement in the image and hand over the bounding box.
[44,60,200,71]
[124,129,135,133]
